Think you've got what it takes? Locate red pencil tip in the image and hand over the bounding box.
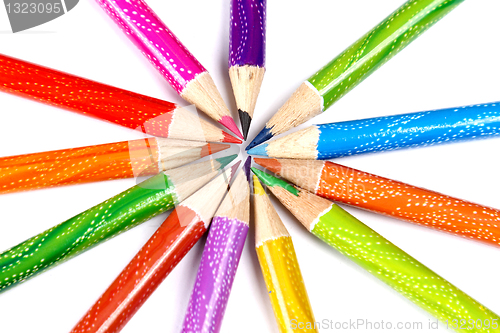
[219,116,244,140]
[200,143,231,157]
[222,131,242,144]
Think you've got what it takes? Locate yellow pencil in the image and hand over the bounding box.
[253,175,317,333]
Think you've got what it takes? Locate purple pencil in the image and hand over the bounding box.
[181,157,251,333]
[229,0,266,140]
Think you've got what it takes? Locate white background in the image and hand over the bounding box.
[1,0,500,332]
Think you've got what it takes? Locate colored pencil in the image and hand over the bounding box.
[253,174,317,333]
[0,138,230,194]
[255,158,500,247]
[96,0,243,139]
[181,157,251,333]
[71,161,240,333]
[229,0,266,140]
[248,101,500,159]
[252,168,500,329]
[0,54,241,144]
[246,0,465,150]
[0,155,236,293]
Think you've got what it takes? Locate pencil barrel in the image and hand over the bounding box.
[229,0,266,67]
[181,216,248,333]
[315,162,500,247]
[0,54,178,135]
[0,172,178,293]
[71,206,207,333]
[257,237,317,333]
[315,102,500,159]
[0,139,159,194]
[308,0,464,110]
[311,205,500,331]
[96,0,205,93]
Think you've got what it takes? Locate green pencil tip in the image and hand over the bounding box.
[251,167,299,196]
[216,154,238,170]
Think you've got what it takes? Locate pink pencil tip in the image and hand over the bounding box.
[219,116,244,140]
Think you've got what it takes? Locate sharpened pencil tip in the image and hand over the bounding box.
[243,156,252,182]
[251,167,299,196]
[247,144,268,157]
[229,160,242,182]
[222,131,242,144]
[238,109,252,140]
[254,158,281,175]
[200,143,230,157]
[219,116,244,140]
[216,154,238,169]
[246,126,273,151]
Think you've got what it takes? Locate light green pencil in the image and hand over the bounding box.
[247,0,465,150]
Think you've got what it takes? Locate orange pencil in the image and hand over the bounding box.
[0,138,229,194]
[255,158,500,247]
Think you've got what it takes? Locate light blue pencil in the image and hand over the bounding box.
[248,101,500,159]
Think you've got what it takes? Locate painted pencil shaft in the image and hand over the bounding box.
[229,0,266,139]
[255,158,500,247]
[229,0,266,68]
[96,0,243,139]
[253,175,317,333]
[0,156,236,293]
[247,0,464,150]
[253,169,500,332]
[249,101,500,159]
[71,165,237,333]
[0,138,229,194]
[0,54,241,143]
[181,216,247,333]
[182,171,250,333]
[311,205,500,332]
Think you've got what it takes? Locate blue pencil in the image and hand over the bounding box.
[247,101,500,159]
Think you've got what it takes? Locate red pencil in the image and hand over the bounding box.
[70,162,240,333]
[0,54,241,143]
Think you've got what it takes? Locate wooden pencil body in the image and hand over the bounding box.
[257,158,500,247]
[71,206,207,333]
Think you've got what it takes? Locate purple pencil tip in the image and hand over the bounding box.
[243,156,252,182]
[229,160,242,183]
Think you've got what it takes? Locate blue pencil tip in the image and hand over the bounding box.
[245,126,274,151]
[247,144,268,157]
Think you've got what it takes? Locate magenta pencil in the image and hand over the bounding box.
[96,0,243,139]
[181,157,251,333]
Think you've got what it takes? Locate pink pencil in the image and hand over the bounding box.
[96,0,243,139]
